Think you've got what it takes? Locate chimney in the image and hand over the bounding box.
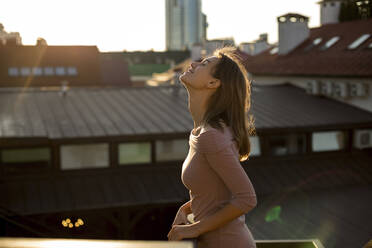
[36,37,48,46]
[60,80,69,97]
[318,0,342,25]
[277,13,310,55]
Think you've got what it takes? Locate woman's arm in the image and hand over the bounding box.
[195,130,257,234]
[181,200,192,215]
[194,202,254,236]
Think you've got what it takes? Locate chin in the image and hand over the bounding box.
[179,73,188,84]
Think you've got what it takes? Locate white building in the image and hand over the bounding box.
[165,0,207,51]
[244,4,372,113]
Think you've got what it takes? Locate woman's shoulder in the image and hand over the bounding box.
[191,124,232,153]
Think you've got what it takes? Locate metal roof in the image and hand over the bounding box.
[1,84,372,139]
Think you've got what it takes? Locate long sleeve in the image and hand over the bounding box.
[198,129,257,213]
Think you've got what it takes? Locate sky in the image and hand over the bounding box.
[2,0,320,52]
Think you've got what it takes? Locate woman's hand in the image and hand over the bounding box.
[167,222,200,241]
[172,202,191,226]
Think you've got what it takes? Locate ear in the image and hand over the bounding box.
[208,79,221,89]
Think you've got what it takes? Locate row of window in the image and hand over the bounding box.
[267,131,345,156]
[307,34,371,51]
[0,131,351,171]
[1,139,189,171]
[270,34,371,55]
[8,66,78,77]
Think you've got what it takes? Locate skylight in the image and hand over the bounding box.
[320,36,340,50]
[270,47,278,54]
[348,34,370,49]
[313,38,322,45]
[304,38,323,52]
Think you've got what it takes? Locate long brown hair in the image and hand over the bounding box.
[201,46,255,161]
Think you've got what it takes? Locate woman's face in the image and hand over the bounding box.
[179,56,220,90]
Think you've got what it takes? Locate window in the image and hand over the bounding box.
[353,129,372,149]
[44,67,54,76]
[268,134,306,156]
[290,17,297,22]
[249,136,261,157]
[1,147,51,164]
[61,143,109,170]
[304,38,323,51]
[313,38,322,45]
[67,66,78,76]
[119,142,151,165]
[20,67,31,76]
[348,34,371,49]
[369,43,372,49]
[55,67,66,76]
[8,67,19,76]
[312,131,345,152]
[320,36,340,50]
[32,67,43,76]
[156,139,189,162]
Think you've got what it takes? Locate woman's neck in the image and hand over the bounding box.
[187,90,209,129]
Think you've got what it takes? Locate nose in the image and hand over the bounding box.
[190,62,197,68]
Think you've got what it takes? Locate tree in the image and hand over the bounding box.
[338,0,372,22]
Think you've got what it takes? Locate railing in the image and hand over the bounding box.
[0,238,195,248]
[0,237,326,248]
[256,239,324,248]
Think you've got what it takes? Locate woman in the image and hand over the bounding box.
[167,47,257,248]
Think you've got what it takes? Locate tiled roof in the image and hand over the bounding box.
[1,84,372,139]
[244,19,372,77]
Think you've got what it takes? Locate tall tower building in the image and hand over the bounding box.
[166,0,207,51]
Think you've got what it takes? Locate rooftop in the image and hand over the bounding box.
[244,19,372,77]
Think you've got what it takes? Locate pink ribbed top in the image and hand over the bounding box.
[181,124,257,248]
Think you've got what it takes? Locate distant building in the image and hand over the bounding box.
[165,0,207,50]
[117,50,190,86]
[204,38,235,56]
[0,23,22,46]
[239,33,271,56]
[0,44,131,87]
[99,53,131,87]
